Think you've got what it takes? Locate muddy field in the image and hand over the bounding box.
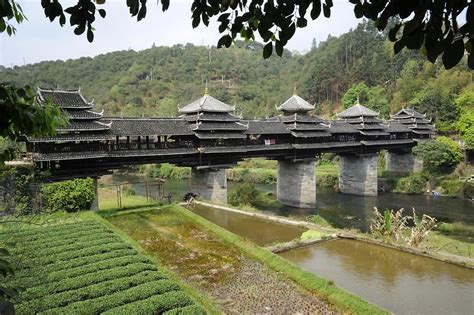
[107,208,338,314]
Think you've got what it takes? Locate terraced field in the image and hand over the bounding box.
[1,220,205,314]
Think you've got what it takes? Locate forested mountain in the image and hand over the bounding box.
[1,20,473,137]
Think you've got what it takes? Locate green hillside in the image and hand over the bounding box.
[2,20,473,139]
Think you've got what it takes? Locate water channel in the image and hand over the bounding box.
[105,174,474,314]
[190,203,474,315]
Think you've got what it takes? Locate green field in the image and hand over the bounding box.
[1,217,205,314]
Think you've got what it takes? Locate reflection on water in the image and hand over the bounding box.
[190,204,306,246]
[280,239,474,314]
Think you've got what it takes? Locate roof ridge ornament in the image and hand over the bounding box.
[293,85,297,95]
[204,80,209,96]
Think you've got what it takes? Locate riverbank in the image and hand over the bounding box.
[103,205,386,314]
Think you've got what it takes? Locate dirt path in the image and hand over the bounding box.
[108,210,338,314]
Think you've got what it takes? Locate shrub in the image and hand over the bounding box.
[413,138,463,174]
[228,183,259,206]
[394,174,427,194]
[317,174,338,187]
[42,178,95,212]
[440,180,465,197]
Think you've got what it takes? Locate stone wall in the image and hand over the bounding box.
[386,151,423,174]
[191,168,227,204]
[277,160,316,208]
[339,154,378,196]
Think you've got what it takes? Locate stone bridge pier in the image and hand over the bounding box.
[385,150,423,174]
[191,168,227,204]
[339,154,378,196]
[277,160,316,208]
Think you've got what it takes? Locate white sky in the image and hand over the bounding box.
[0,0,359,66]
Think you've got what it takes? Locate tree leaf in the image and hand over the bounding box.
[442,39,465,69]
[275,40,283,56]
[87,28,94,42]
[217,35,232,48]
[263,42,273,59]
[98,9,106,18]
[394,39,405,54]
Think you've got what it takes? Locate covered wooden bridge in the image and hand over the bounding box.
[26,87,435,208]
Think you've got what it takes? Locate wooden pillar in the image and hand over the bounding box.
[146,136,150,150]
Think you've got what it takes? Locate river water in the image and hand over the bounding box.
[107,174,474,231]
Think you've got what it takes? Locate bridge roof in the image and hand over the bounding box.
[277,94,315,112]
[337,104,379,118]
[178,95,235,114]
[328,121,359,134]
[105,118,193,136]
[245,121,291,135]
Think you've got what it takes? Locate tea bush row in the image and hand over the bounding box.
[17,235,122,259]
[17,242,132,272]
[21,263,157,299]
[3,220,204,314]
[14,248,137,277]
[1,221,102,239]
[17,270,167,313]
[42,280,182,314]
[102,291,195,315]
[18,229,114,250]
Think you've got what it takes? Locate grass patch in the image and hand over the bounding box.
[421,222,474,258]
[316,163,339,175]
[0,212,207,314]
[98,187,156,210]
[300,230,325,240]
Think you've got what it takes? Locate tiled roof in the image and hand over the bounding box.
[280,114,324,123]
[179,95,234,113]
[287,123,328,131]
[65,109,103,120]
[392,108,426,119]
[183,112,241,122]
[355,124,386,130]
[337,104,379,118]
[58,121,111,132]
[277,94,315,112]
[342,117,382,124]
[37,88,93,109]
[192,122,248,131]
[105,118,193,136]
[27,132,115,143]
[245,121,291,135]
[385,121,412,133]
[327,121,359,133]
[291,131,331,138]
